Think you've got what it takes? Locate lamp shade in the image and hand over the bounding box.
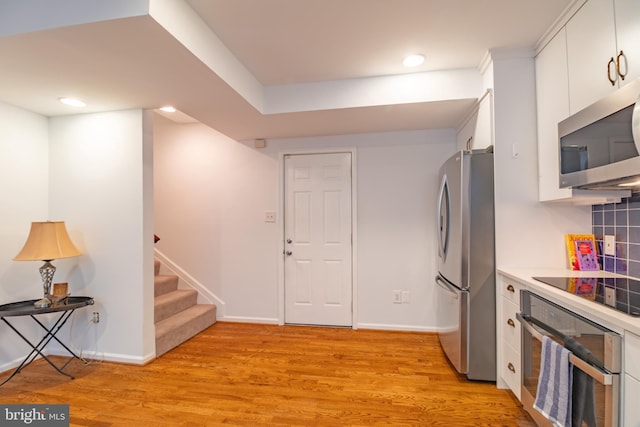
[13,221,81,261]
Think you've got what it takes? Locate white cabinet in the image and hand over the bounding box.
[497,275,525,399]
[474,93,492,150]
[501,298,521,399]
[624,331,640,426]
[566,0,640,114]
[456,114,474,152]
[456,90,492,152]
[614,0,640,86]
[534,1,633,203]
[536,28,571,202]
[625,374,640,426]
[566,0,617,113]
[626,330,640,379]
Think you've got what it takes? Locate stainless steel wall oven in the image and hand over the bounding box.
[517,291,622,427]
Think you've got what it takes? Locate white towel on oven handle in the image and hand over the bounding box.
[533,335,573,427]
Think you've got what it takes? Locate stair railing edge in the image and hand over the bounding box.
[153,248,225,317]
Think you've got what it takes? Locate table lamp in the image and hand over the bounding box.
[13,221,82,308]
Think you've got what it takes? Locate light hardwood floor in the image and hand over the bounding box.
[0,322,534,426]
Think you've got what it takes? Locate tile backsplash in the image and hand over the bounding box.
[592,195,640,278]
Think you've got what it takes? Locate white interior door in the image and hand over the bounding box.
[284,152,352,326]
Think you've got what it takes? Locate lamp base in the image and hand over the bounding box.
[33,297,51,308]
[35,260,56,308]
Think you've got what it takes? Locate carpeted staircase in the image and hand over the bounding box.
[154,259,217,356]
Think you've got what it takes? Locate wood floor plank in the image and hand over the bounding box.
[0,322,534,426]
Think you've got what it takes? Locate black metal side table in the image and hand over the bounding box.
[0,296,94,386]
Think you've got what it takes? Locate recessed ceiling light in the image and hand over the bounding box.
[59,97,86,107]
[403,54,425,68]
[619,180,640,187]
[159,106,177,113]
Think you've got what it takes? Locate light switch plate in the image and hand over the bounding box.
[393,290,402,304]
[604,235,616,256]
[264,211,276,222]
[401,291,410,304]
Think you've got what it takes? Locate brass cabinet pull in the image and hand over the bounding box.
[506,284,515,293]
[617,50,627,81]
[607,57,617,86]
[507,318,515,328]
[508,362,516,373]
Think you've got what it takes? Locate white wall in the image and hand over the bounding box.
[489,55,591,269]
[487,55,591,392]
[153,116,280,321]
[48,109,155,363]
[0,105,154,372]
[0,102,50,371]
[154,115,456,330]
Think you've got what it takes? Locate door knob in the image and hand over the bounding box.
[286,239,292,244]
[286,251,293,256]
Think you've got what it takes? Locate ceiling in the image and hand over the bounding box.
[0,0,573,141]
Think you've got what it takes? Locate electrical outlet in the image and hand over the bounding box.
[604,235,616,256]
[392,290,402,304]
[91,312,100,323]
[604,287,616,307]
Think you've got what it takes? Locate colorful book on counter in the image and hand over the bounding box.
[574,240,599,270]
[565,234,598,271]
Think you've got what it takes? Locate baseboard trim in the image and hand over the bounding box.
[219,316,279,325]
[0,349,153,377]
[48,349,155,365]
[0,354,33,375]
[356,323,437,333]
[216,319,435,331]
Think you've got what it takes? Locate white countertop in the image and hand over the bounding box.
[498,267,640,336]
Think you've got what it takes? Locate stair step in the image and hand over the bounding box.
[154,289,198,323]
[155,274,178,297]
[154,259,161,276]
[155,304,217,356]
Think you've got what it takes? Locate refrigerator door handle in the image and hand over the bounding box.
[435,276,458,299]
[437,175,450,261]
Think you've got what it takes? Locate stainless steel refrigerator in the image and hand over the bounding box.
[435,149,496,381]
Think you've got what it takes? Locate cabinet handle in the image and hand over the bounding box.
[607,57,617,86]
[617,50,627,81]
[506,284,515,293]
[507,318,515,328]
[507,362,516,373]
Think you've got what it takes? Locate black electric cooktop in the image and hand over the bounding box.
[533,276,640,317]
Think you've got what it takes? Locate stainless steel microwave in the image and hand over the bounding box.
[559,78,640,190]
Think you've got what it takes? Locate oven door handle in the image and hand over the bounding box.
[516,312,614,386]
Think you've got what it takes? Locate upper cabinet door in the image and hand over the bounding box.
[614,0,640,87]
[456,110,476,152]
[474,93,493,150]
[455,91,493,152]
[536,28,571,201]
[566,0,617,114]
